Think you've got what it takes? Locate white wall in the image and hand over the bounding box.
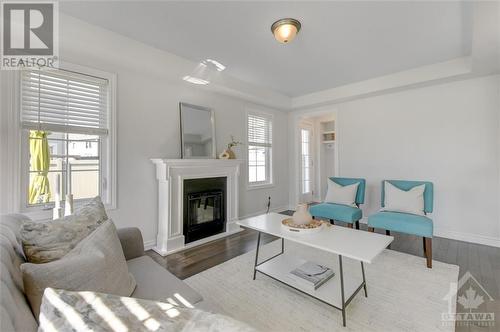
[295,75,500,247]
[18,15,289,246]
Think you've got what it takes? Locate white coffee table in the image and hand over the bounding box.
[237,213,393,327]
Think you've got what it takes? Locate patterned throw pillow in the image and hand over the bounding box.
[21,220,136,319]
[20,196,108,263]
[38,288,256,332]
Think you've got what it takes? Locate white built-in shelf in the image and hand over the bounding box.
[322,128,335,143]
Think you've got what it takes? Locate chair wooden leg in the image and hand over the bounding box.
[425,238,432,268]
[423,237,427,255]
[347,223,353,229]
[368,227,374,232]
[355,221,360,230]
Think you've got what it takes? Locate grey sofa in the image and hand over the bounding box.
[0,214,211,332]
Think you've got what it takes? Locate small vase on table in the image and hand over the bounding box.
[292,204,313,225]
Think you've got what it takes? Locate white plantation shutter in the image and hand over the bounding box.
[247,112,273,184]
[21,69,109,135]
[247,113,272,147]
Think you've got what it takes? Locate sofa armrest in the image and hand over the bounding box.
[117,227,144,260]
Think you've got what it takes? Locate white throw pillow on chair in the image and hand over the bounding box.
[324,179,359,207]
[381,181,426,215]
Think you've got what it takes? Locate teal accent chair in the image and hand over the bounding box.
[367,180,434,268]
[309,177,366,229]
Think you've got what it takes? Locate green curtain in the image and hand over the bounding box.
[28,130,51,204]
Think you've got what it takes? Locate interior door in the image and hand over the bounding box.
[299,124,314,203]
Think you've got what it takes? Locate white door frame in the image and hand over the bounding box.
[298,121,314,203]
[288,108,339,209]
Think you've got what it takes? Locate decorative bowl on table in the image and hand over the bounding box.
[281,218,325,234]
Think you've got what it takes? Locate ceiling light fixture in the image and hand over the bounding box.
[271,18,301,44]
[182,76,210,85]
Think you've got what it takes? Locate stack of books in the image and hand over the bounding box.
[290,261,335,291]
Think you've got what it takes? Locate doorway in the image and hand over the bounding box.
[299,123,314,203]
[293,112,338,207]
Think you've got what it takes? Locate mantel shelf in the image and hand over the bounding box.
[151,158,244,167]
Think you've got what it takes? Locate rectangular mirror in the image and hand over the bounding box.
[180,103,216,159]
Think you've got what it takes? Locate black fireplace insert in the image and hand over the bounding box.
[183,177,226,243]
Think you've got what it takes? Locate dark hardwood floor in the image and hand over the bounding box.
[147,228,276,280]
[146,211,500,331]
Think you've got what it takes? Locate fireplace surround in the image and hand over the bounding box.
[151,159,243,255]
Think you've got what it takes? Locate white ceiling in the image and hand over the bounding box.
[60,1,472,97]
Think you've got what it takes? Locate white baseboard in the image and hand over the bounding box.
[239,205,290,220]
[145,212,500,249]
[155,227,244,256]
[143,206,289,252]
[360,217,500,248]
[143,239,156,251]
[434,229,500,248]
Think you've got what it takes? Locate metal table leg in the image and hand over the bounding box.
[339,255,346,327]
[361,261,367,297]
[253,232,261,280]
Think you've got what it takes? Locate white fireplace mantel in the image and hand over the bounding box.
[151,158,243,255]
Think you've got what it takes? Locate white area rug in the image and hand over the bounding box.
[185,240,459,332]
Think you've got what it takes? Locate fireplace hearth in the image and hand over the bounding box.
[183,177,226,243]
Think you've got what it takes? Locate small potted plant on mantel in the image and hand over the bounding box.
[219,135,242,159]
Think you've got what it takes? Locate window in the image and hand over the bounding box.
[301,128,312,194]
[20,67,115,210]
[247,112,273,186]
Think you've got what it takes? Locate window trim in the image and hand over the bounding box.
[246,109,274,190]
[19,62,117,219]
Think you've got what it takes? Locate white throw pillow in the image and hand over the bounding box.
[324,179,359,207]
[381,181,426,216]
[21,220,136,319]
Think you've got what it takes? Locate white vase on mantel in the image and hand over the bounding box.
[292,204,313,225]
